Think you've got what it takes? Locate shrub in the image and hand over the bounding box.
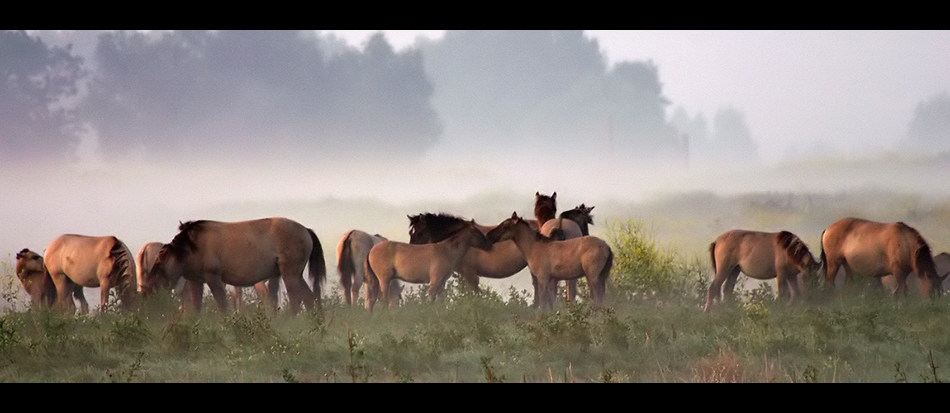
[606,219,708,302]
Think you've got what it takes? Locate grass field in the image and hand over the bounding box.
[3,187,950,382]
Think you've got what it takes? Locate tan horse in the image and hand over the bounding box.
[336,229,387,309]
[704,230,820,312]
[408,213,540,300]
[539,204,596,303]
[150,218,325,314]
[138,241,279,311]
[820,217,943,298]
[14,248,58,308]
[366,219,492,311]
[44,234,138,313]
[486,212,613,311]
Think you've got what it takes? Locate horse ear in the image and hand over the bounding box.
[552,192,557,200]
[511,211,518,219]
[535,192,540,197]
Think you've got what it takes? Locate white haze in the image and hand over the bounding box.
[3,30,950,308]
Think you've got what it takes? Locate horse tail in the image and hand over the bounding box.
[600,248,614,281]
[43,265,58,307]
[307,228,328,296]
[551,225,567,241]
[708,241,717,273]
[818,229,827,276]
[337,231,355,292]
[365,253,380,306]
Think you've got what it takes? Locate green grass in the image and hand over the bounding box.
[1,274,948,382]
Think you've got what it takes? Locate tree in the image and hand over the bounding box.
[906,91,950,153]
[0,30,85,163]
[711,107,758,163]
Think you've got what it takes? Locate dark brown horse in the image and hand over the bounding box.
[149,218,325,314]
[534,192,557,227]
[820,217,943,298]
[487,212,612,311]
[705,230,820,312]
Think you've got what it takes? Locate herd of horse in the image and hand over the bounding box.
[11,191,950,316]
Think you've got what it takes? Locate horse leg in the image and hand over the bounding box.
[530,272,540,308]
[204,274,229,313]
[71,282,89,315]
[266,277,280,312]
[459,266,482,294]
[188,279,204,313]
[428,270,449,303]
[704,268,729,313]
[566,279,578,304]
[232,286,244,312]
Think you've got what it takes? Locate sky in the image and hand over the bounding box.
[325,30,950,163]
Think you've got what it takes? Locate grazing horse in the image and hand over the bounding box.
[704,230,820,312]
[44,234,137,313]
[821,217,943,298]
[882,251,950,294]
[336,229,387,309]
[14,248,58,308]
[138,241,279,311]
[367,219,492,311]
[486,212,613,311]
[150,218,325,314]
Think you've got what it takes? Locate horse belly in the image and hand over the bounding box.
[843,246,889,277]
[471,246,526,278]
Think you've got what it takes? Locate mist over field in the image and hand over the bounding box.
[3,30,950,308]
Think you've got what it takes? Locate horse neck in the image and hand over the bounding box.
[506,223,540,257]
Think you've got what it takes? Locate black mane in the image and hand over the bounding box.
[409,213,472,243]
[164,220,210,258]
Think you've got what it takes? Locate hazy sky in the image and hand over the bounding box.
[326,30,950,163]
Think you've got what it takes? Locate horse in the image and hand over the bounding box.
[882,252,950,294]
[14,248,58,308]
[138,241,280,311]
[44,234,137,313]
[366,219,492,311]
[408,213,538,299]
[820,217,944,298]
[336,229,387,309]
[534,192,557,227]
[704,230,820,312]
[149,218,325,314]
[539,204,596,302]
[486,212,613,311]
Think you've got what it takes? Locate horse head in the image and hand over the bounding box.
[487,211,528,243]
[534,192,557,224]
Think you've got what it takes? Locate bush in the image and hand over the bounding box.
[606,219,708,302]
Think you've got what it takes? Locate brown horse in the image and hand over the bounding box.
[704,230,820,312]
[534,192,557,227]
[336,229,387,309]
[14,248,58,308]
[367,219,492,311]
[821,217,943,298]
[408,213,541,300]
[149,218,325,314]
[486,212,612,311]
[44,234,137,313]
[138,241,278,311]
[882,251,950,294]
[539,204,596,303]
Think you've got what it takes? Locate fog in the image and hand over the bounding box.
[3,30,950,307]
